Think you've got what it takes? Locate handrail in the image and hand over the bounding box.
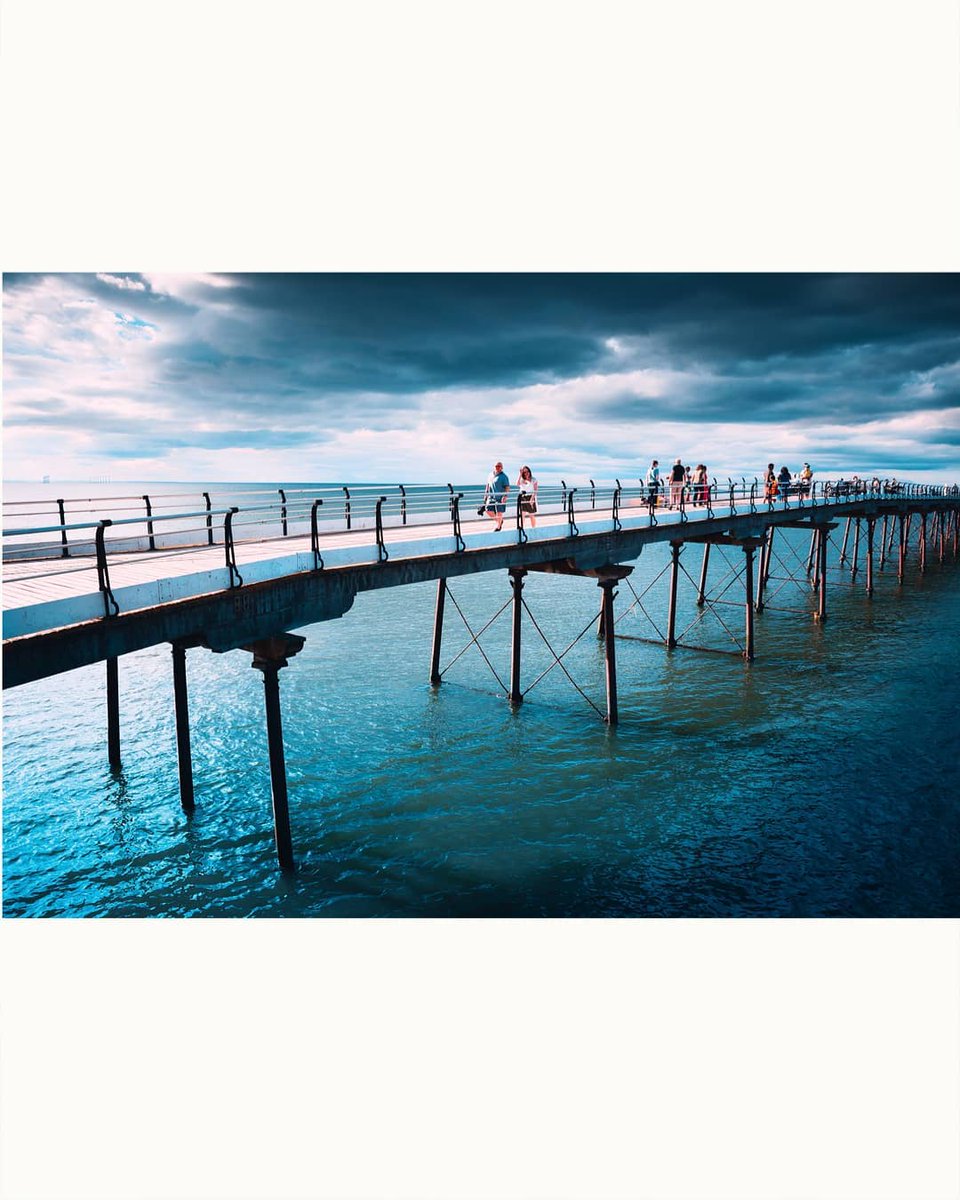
[4,480,958,576]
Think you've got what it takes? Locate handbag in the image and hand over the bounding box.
[477,503,487,516]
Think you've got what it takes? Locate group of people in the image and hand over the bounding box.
[481,461,539,531]
[763,462,814,500]
[482,456,823,528]
[645,459,711,508]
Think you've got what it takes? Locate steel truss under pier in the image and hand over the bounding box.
[5,490,960,870]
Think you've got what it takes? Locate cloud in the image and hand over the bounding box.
[96,273,146,291]
[3,273,959,484]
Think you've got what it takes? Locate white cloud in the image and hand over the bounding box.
[96,273,146,291]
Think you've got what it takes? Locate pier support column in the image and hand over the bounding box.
[953,509,959,558]
[598,577,619,725]
[764,526,774,583]
[106,655,121,769]
[898,514,906,584]
[814,529,828,623]
[171,642,195,813]
[245,633,306,871]
[742,543,756,659]
[429,578,446,685]
[755,529,770,613]
[938,512,945,564]
[806,529,817,578]
[509,568,526,706]
[666,541,681,649]
[878,514,889,570]
[865,519,875,597]
[850,518,861,581]
[839,518,851,565]
[919,514,927,573]
[696,542,711,607]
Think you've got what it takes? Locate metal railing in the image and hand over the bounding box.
[4,477,958,624]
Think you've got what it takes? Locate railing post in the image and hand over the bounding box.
[171,642,195,812]
[375,496,388,562]
[203,491,213,545]
[509,568,526,706]
[279,488,288,536]
[399,484,407,526]
[343,486,351,530]
[143,494,156,551]
[566,488,579,536]
[450,493,465,553]
[224,508,242,586]
[310,499,324,570]
[430,578,447,685]
[589,479,596,509]
[57,498,69,557]
[95,520,120,617]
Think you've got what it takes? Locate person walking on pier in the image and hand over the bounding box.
[777,464,792,498]
[516,464,539,527]
[669,458,685,508]
[692,463,708,506]
[483,461,510,531]
[646,459,660,506]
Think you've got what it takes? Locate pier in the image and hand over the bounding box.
[4,477,959,868]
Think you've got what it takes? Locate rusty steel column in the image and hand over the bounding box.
[806,529,817,577]
[599,577,619,725]
[171,642,195,813]
[878,514,889,570]
[897,514,906,584]
[743,543,756,659]
[666,541,681,648]
[509,568,526,706]
[885,512,898,562]
[839,517,851,565]
[429,578,446,685]
[106,655,121,769]
[953,508,959,557]
[245,633,306,871]
[764,526,774,582]
[596,588,606,639]
[850,518,861,581]
[919,514,927,573]
[938,511,945,564]
[815,529,828,622]
[696,542,711,607]
[865,519,875,597]
[755,529,770,613]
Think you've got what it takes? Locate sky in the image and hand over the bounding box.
[3,272,960,487]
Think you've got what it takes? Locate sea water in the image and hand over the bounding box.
[3,485,959,917]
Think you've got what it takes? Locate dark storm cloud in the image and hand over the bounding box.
[5,273,960,474]
[141,272,960,423]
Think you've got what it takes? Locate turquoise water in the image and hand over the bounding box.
[3,524,959,917]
